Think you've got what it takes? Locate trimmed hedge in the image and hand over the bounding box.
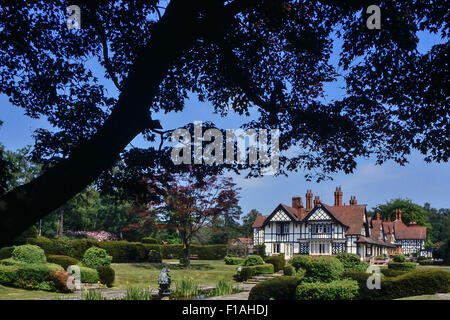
[380,269,408,278]
[148,250,162,263]
[392,254,406,262]
[47,255,79,270]
[141,237,158,244]
[98,241,147,263]
[290,255,312,271]
[238,264,274,281]
[78,265,99,283]
[244,255,264,266]
[296,279,359,300]
[302,256,345,283]
[82,247,112,268]
[97,266,115,287]
[224,255,244,265]
[0,246,14,260]
[70,239,99,260]
[418,259,434,265]
[26,237,73,256]
[264,255,286,272]
[387,262,417,271]
[249,276,304,300]
[283,265,296,276]
[336,253,368,272]
[11,245,47,264]
[343,269,450,300]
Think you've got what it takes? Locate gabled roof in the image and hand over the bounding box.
[303,204,348,227]
[356,236,397,248]
[392,219,427,240]
[261,204,299,227]
[323,204,367,235]
[252,215,268,228]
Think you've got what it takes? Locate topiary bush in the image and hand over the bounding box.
[303,256,345,283]
[0,246,14,260]
[387,262,417,271]
[26,237,73,256]
[77,265,99,283]
[249,276,304,300]
[290,255,312,271]
[0,265,19,286]
[70,238,99,260]
[147,249,162,263]
[380,269,408,277]
[11,245,47,264]
[243,255,264,266]
[264,254,286,272]
[99,241,148,262]
[336,252,368,272]
[295,279,359,300]
[49,269,72,293]
[283,265,296,276]
[97,266,115,287]
[82,247,112,269]
[46,255,80,270]
[392,254,406,262]
[236,264,274,281]
[15,263,63,290]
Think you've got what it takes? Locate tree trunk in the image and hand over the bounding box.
[183,238,191,268]
[0,1,204,245]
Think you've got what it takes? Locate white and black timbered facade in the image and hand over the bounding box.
[252,188,428,260]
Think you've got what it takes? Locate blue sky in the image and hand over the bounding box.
[1,30,449,216]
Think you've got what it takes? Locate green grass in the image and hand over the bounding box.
[417,265,450,273]
[396,294,442,300]
[112,259,239,290]
[0,284,76,300]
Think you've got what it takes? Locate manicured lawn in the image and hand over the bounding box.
[418,265,450,273]
[0,260,239,299]
[396,294,441,300]
[112,259,239,290]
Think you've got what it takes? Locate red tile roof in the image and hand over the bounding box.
[323,204,366,235]
[236,237,252,244]
[280,204,300,220]
[392,219,427,240]
[252,215,267,228]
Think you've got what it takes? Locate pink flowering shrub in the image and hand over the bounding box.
[64,230,119,242]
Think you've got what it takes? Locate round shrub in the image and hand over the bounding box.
[11,245,47,264]
[147,249,162,263]
[47,255,80,270]
[387,262,417,271]
[295,279,359,300]
[0,246,14,260]
[249,276,304,300]
[77,265,99,283]
[336,253,368,272]
[225,255,244,265]
[283,265,296,276]
[303,256,345,283]
[236,264,274,281]
[97,266,115,287]
[244,255,264,266]
[264,255,286,272]
[141,237,158,244]
[392,254,406,262]
[82,247,112,268]
[290,255,312,271]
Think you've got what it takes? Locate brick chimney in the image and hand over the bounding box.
[292,196,305,220]
[314,196,320,206]
[306,189,313,211]
[395,208,403,221]
[334,187,343,206]
[349,196,357,206]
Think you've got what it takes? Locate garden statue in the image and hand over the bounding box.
[158,263,172,298]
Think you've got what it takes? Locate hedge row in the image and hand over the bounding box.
[224,255,244,265]
[25,237,228,262]
[249,276,304,300]
[264,255,286,272]
[295,279,359,300]
[343,269,450,300]
[387,262,418,271]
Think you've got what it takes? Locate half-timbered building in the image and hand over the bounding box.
[252,188,428,260]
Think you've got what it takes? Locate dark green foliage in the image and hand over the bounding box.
[249,276,304,300]
[192,245,228,260]
[302,256,345,283]
[264,255,286,272]
[77,266,99,283]
[160,244,184,259]
[290,255,312,271]
[380,269,408,277]
[0,265,19,285]
[11,245,46,264]
[224,255,244,265]
[11,226,38,245]
[46,255,79,270]
[418,259,434,265]
[27,237,73,256]
[147,250,162,263]
[15,263,63,290]
[243,255,264,266]
[70,239,99,260]
[98,241,148,263]
[336,252,368,272]
[237,264,274,281]
[387,262,417,271]
[283,265,296,276]
[0,246,14,260]
[82,247,112,268]
[141,237,158,244]
[296,279,359,300]
[392,254,406,262]
[97,266,115,287]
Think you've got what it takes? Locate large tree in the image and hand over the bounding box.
[0,1,448,244]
